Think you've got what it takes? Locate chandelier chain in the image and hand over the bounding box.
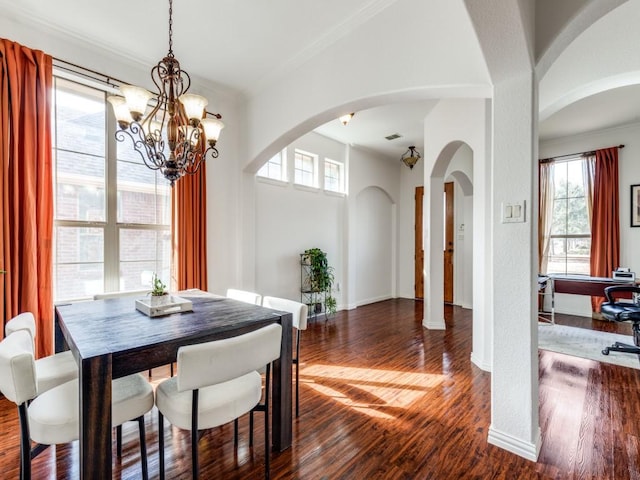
[168,0,174,56]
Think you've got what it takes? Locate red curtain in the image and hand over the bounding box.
[590,147,620,312]
[171,165,208,291]
[0,39,53,358]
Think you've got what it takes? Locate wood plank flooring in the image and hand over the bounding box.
[1,299,639,479]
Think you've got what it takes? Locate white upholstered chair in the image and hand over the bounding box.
[0,330,155,480]
[262,296,308,417]
[4,312,77,394]
[155,323,282,480]
[226,288,262,305]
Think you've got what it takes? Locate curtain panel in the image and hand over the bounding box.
[538,161,554,273]
[0,39,54,358]
[590,147,620,312]
[171,164,208,291]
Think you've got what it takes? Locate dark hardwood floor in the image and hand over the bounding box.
[1,299,640,479]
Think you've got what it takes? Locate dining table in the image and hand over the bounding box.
[54,289,292,479]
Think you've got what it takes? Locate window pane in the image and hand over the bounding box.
[117,161,171,224]
[550,200,567,235]
[294,151,315,187]
[566,197,589,234]
[566,238,591,274]
[119,229,170,291]
[55,150,106,221]
[325,160,342,192]
[257,151,286,181]
[54,79,105,156]
[54,226,104,300]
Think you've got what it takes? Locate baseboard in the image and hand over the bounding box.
[470,351,491,372]
[487,425,540,461]
[356,294,392,307]
[423,318,445,330]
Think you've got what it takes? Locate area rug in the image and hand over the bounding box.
[538,324,640,370]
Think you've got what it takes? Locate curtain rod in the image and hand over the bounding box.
[539,144,624,163]
[52,56,124,89]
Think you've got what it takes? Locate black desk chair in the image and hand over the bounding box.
[600,285,640,356]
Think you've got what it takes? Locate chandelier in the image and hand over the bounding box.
[401,146,421,169]
[107,0,224,186]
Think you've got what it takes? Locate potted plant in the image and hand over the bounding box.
[150,273,168,304]
[303,248,337,319]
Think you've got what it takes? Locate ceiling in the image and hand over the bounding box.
[1,0,637,160]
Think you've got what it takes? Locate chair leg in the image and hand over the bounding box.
[116,424,123,457]
[158,412,165,480]
[264,364,271,480]
[171,363,174,377]
[295,328,301,418]
[249,411,254,446]
[18,403,30,480]
[191,389,200,479]
[234,418,239,448]
[137,416,149,480]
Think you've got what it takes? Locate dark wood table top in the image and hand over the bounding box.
[56,289,289,378]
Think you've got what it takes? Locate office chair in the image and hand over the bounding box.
[600,285,640,356]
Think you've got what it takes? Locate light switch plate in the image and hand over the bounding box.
[502,200,526,223]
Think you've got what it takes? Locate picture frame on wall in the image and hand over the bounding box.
[631,184,640,227]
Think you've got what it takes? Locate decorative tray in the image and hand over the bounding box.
[135,295,193,317]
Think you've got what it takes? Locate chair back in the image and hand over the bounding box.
[5,312,36,339]
[0,330,37,405]
[226,288,262,305]
[263,296,308,331]
[177,323,282,392]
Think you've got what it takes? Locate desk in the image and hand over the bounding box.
[55,289,292,480]
[550,274,634,297]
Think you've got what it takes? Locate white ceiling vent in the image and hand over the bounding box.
[385,133,402,141]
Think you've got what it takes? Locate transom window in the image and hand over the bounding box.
[324,159,344,193]
[257,149,287,181]
[52,76,171,302]
[294,150,317,188]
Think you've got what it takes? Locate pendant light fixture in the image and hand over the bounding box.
[401,146,421,169]
[107,0,224,186]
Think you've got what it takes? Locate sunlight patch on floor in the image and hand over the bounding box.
[300,364,444,418]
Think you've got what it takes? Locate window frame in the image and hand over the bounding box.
[323,158,344,193]
[257,148,288,182]
[542,157,591,276]
[52,73,171,302]
[293,149,318,188]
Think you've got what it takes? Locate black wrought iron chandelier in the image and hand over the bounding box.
[401,146,421,169]
[107,0,224,186]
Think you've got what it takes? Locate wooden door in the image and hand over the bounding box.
[444,182,454,303]
[415,186,424,299]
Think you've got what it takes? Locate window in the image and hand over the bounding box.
[257,149,287,181]
[543,158,591,275]
[52,76,171,302]
[294,150,317,187]
[324,159,344,193]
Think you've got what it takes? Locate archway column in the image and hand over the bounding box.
[487,73,540,461]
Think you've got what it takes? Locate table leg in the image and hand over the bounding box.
[272,313,293,451]
[79,354,112,479]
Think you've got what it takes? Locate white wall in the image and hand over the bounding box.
[355,187,395,305]
[445,144,474,310]
[539,122,640,316]
[252,131,403,312]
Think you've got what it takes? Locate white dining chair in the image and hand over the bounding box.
[261,296,308,418]
[155,323,282,480]
[226,288,262,305]
[4,312,77,394]
[0,330,155,480]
